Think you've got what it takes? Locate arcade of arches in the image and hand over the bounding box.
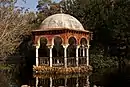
[32,13,92,68]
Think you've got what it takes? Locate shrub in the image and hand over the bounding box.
[90,54,118,69]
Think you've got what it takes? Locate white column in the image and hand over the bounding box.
[36,46,39,67]
[63,45,68,68]
[86,44,90,66]
[50,77,52,87]
[76,45,80,67]
[86,47,89,66]
[83,45,85,57]
[49,45,53,67]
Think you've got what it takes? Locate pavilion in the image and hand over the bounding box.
[32,13,92,73]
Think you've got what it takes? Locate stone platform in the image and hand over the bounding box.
[33,65,92,74]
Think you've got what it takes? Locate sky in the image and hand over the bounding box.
[15,0,61,12]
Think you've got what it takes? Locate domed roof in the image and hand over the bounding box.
[40,13,85,31]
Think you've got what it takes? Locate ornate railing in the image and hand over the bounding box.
[52,57,64,67]
[67,57,76,67]
[79,57,87,66]
[39,57,87,67]
[39,57,49,66]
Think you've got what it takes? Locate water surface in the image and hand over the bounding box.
[1,64,130,87]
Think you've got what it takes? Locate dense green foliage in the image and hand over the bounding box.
[36,0,130,56]
[36,0,130,68]
[61,0,130,57]
[0,0,130,68]
[90,54,118,69]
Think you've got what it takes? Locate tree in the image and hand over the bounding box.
[36,0,130,58]
[35,0,62,26]
[0,0,36,58]
[61,0,130,57]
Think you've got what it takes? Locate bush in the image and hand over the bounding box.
[90,54,118,69]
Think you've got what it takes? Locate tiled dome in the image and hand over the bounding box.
[40,13,85,31]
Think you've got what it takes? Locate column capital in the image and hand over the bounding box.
[36,45,40,49]
[86,45,91,49]
[81,44,85,47]
[47,45,53,49]
[76,45,80,48]
[63,44,69,48]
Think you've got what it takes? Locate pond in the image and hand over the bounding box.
[1,64,130,87]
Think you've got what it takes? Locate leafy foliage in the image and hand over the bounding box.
[36,0,62,25]
[36,0,130,68]
[60,0,130,58]
[0,0,129,68]
[90,54,118,69]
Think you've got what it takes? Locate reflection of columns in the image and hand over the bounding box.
[36,46,39,67]
[86,44,90,66]
[82,45,85,57]
[50,77,52,87]
[76,77,79,87]
[65,77,67,87]
[36,77,38,87]
[63,45,68,68]
[86,76,90,87]
[76,45,80,67]
[48,45,53,67]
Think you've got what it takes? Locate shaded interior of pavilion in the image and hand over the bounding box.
[38,36,89,67]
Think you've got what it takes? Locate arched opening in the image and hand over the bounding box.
[67,37,77,57]
[80,38,87,46]
[79,38,88,65]
[38,37,49,57]
[52,36,64,65]
[79,38,87,57]
[38,37,49,65]
[67,37,77,66]
[52,36,64,57]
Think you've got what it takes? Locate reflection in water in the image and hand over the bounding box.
[1,64,124,87]
[86,76,90,87]
[0,65,122,87]
[0,63,122,87]
[65,77,67,87]
[50,77,52,87]
[76,77,78,87]
[34,74,91,87]
[36,77,38,87]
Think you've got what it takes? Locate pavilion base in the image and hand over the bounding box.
[33,65,93,74]
[33,72,92,79]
